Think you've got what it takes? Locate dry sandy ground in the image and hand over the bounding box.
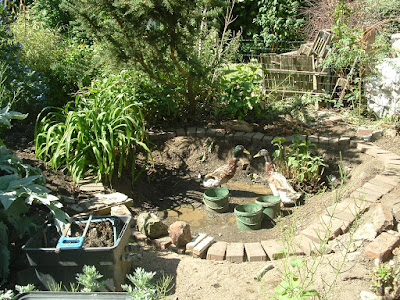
[129,154,400,300]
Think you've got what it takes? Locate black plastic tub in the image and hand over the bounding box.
[17,291,131,299]
[22,215,132,291]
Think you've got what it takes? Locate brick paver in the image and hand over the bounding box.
[364,232,400,262]
[206,241,227,261]
[260,239,285,260]
[363,181,394,195]
[226,242,245,263]
[244,242,267,262]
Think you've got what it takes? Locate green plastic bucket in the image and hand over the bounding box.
[203,188,230,213]
[255,195,281,220]
[234,204,263,230]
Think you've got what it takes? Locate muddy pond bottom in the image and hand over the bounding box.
[160,182,280,242]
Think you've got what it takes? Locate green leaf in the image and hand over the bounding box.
[0,192,17,210]
[289,258,304,268]
[0,244,10,285]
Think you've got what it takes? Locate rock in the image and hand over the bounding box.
[347,251,361,261]
[168,221,192,248]
[365,58,400,118]
[353,223,377,241]
[137,212,168,239]
[360,291,380,300]
[372,203,394,235]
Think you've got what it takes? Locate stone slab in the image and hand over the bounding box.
[111,205,132,216]
[368,178,397,191]
[319,214,351,235]
[328,136,339,145]
[153,236,173,250]
[309,135,318,144]
[318,136,329,144]
[196,128,206,137]
[243,132,256,142]
[357,186,383,197]
[262,135,274,143]
[260,239,285,260]
[330,210,356,229]
[175,128,186,136]
[356,142,375,153]
[193,236,214,258]
[226,242,245,263]
[166,131,177,139]
[252,132,265,142]
[187,127,197,136]
[350,190,381,202]
[364,147,391,157]
[186,233,207,251]
[206,241,227,261]
[244,242,267,262]
[206,128,217,137]
[350,138,363,148]
[233,132,245,141]
[374,174,400,186]
[338,136,350,146]
[363,181,394,195]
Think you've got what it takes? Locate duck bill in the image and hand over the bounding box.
[253,152,261,158]
[243,149,251,155]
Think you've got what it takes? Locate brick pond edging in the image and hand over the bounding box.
[92,127,400,263]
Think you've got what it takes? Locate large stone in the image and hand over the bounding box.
[372,203,394,235]
[365,58,400,118]
[137,212,168,239]
[168,221,192,248]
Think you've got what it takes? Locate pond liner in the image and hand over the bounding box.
[22,215,132,292]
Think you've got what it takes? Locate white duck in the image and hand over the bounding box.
[253,149,303,206]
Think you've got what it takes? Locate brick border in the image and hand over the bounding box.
[135,128,400,262]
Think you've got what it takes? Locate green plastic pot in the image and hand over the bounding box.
[234,204,263,230]
[255,195,281,220]
[203,187,230,213]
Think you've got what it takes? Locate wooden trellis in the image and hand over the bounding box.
[260,30,336,96]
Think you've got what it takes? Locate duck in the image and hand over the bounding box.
[201,145,250,188]
[253,149,303,206]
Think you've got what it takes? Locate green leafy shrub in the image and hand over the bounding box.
[253,0,307,53]
[0,5,48,113]
[11,12,101,109]
[216,63,263,120]
[371,259,400,297]
[35,71,152,185]
[0,105,68,285]
[122,267,173,300]
[274,257,319,299]
[75,265,106,292]
[272,135,327,193]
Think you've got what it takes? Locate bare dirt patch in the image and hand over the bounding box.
[4,115,400,299]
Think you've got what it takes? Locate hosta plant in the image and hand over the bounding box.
[0,106,69,285]
[35,71,152,185]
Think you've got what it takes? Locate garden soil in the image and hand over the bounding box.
[4,110,400,299]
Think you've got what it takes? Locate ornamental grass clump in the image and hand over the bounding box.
[35,72,151,185]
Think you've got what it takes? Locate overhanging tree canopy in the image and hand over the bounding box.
[64,0,226,114]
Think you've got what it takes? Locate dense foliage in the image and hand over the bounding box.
[253,0,308,53]
[0,4,48,113]
[35,71,152,185]
[62,0,230,116]
[10,10,101,109]
[0,106,69,285]
[272,135,327,193]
